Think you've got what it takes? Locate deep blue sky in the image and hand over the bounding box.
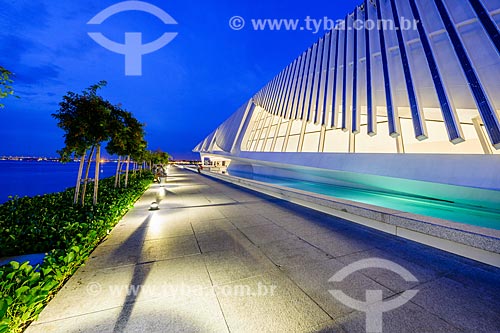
[0,0,358,160]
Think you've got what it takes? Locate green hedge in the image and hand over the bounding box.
[0,172,152,333]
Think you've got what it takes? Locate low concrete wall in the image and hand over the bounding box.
[192,168,500,268]
[226,154,500,211]
[237,152,500,191]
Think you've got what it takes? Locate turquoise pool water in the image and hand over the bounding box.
[229,170,500,230]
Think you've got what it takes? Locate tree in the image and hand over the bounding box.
[106,106,128,188]
[144,150,154,170]
[122,112,146,187]
[106,107,146,188]
[53,81,114,206]
[152,149,170,165]
[0,66,16,108]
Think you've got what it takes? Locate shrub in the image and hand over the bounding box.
[0,172,152,332]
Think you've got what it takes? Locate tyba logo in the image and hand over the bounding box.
[329,258,419,333]
[87,1,178,76]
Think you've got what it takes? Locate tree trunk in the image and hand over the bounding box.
[74,151,86,205]
[114,156,121,188]
[93,145,101,206]
[125,155,131,188]
[118,160,122,187]
[81,145,95,206]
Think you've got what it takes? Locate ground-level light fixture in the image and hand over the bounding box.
[149,202,159,210]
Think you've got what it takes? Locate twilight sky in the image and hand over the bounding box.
[0,0,358,160]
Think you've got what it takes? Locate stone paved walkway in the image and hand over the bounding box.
[26,167,500,332]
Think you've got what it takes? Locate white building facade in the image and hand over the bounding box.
[194,0,500,210]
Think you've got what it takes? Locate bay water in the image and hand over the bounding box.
[0,160,118,204]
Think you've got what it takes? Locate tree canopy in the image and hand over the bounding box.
[106,107,147,161]
[0,66,16,108]
[151,149,170,165]
[53,80,111,160]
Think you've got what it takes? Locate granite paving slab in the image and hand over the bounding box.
[26,167,500,333]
